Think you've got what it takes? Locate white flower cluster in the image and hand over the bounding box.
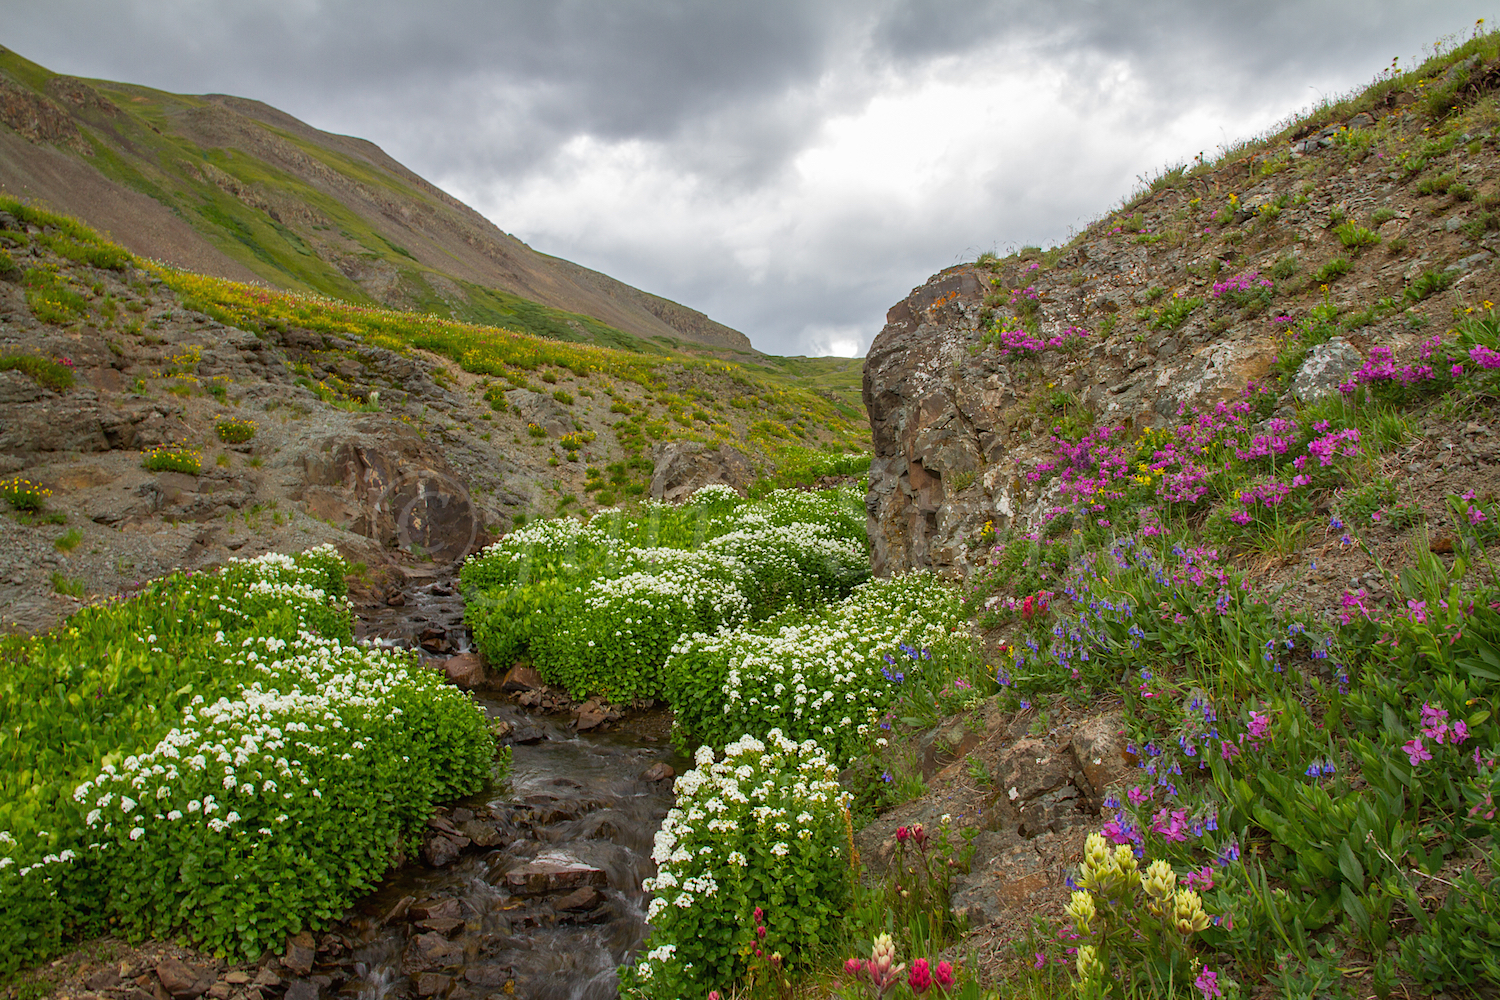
[73,629,472,856]
[634,730,851,994]
[663,572,968,762]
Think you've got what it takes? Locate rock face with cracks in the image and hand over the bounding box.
[865,98,1500,579]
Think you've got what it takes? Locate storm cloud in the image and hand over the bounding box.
[4,1,1492,355]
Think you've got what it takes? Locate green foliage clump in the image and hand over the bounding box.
[142,444,203,474]
[1,476,51,512]
[1333,222,1380,250]
[22,268,88,326]
[462,486,869,701]
[0,546,492,972]
[214,416,258,443]
[1314,257,1352,283]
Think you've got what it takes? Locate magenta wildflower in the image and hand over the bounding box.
[1194,968,1222,999]
[1403,738,1432,766]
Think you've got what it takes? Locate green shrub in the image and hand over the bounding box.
[462,487,869,700]
[0,352,76,392]
[142,444,202,474]
[1315,257,1352,283]
[0,547,493,966]
[78,632,490,959]
[214,417,258,444]
[0,476,51,511]
[1333,222,1380,250]
[22,268,88,325]
[1405,269,1457,303]
[38,233,130,271]
[1416,170,1457,196]
[625,733,852,999]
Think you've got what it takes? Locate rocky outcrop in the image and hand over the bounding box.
[0,77,93,156]
[297,429,484,565]
[865,97,1500,578]
[648,440,751,501]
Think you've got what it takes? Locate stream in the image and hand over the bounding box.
[276,577,683,1000]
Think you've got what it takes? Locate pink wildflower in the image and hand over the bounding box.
[1403,738,1432,766]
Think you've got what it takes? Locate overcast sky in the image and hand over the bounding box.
[4,2,1493,356]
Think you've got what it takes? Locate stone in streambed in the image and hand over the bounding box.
[462,966,511,987]
[640,762,674,782]
[501,665,542,692]
[410,897,465,921]
[441,653,485,689]
[415,973,451,997]
[421,832,471,867]
[498,852,609,894]
[402,933,465,975]
[283,984,318,1000]
[416,917,466,936]
[554,886,602,911]
[459,818,504,847]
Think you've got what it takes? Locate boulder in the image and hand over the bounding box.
[499,852,609,894]
[575,705,608,731]
[554,886,603,911]
[503,389,572,437]
[415,973,451,997]
[402,933,465,975]
[441,653,485,689]
[640,762,675,782]
[153,960,213,1000]
[863,262,1257,578]
[648,441,751,502]
[1292,337,1362,403]
[421,832,471,868]
[990,738,1092,838]
[501,665,543,692]
[282,931,316,976]
[458,819,504,847]
[1069,712,1131,803]
[295,435,479,564]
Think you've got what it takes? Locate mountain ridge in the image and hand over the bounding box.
[0,45,755,354]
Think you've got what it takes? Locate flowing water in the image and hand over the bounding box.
[284,578,683,1000]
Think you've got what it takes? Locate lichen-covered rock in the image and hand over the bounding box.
[1292,336,1362,403]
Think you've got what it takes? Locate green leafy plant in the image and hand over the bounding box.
[214,416,258,444]
[1,476,51,512]
[1334,222,1380,250]
[141,444,202,475]
[1405,269,1457,303]
[21,268,88,326]
[0,352,76,392]
[1315,257,1352,283]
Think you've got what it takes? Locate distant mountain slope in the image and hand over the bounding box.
[0,45,753,353]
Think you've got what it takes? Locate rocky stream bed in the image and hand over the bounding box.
[54,577,684,1000]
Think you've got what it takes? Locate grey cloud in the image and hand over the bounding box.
[4,1,1496,356]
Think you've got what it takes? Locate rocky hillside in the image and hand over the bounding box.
[867,43,1500,578]
[0,199,867,636]
[0,45,753,354]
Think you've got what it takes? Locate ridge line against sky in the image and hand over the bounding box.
[3,2,1492,357]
